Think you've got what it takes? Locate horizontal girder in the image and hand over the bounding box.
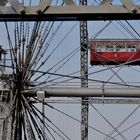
[0,0,140,21]
[45,98,140,104]
[24,87,140,98]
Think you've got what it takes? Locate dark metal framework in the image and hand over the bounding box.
[1,0,140,140]
[80,0,88,139]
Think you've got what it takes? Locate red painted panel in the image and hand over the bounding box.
[90,39,140,65]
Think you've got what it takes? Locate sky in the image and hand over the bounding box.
[1,0,140,140]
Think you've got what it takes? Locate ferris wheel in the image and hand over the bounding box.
[0,0,140,140]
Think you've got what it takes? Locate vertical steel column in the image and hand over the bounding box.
[42,99,45,139]
[80,0,88,140]
[1,106,12,140]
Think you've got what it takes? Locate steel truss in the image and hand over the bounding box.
[80,0,88,139]
[1,0,140,140]
[0,0,140,21]
[45,98,140,104]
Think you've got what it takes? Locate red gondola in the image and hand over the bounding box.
[90,39,140,65]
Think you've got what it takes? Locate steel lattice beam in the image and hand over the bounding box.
[90,98,140,104]
[0,0,140,21]
[80,0,88,139]
[44,98,140,104]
